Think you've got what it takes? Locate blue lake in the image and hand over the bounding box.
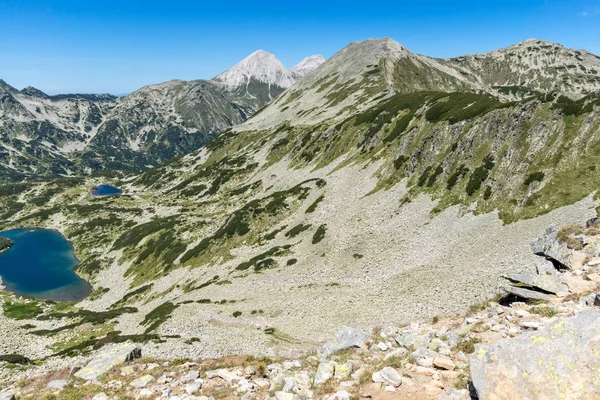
[0,229,91,302]
[92,184,122,196]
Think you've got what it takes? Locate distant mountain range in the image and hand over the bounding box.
[0,51,325,180]
[2,38,600,181]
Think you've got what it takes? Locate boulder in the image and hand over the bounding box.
[75,342,141,381]
[395,333,430,350]
[436,388,470,400]
[432,356,455,371]
[535,259,557,276]
[314,362,335,385]
[586,217,599,228]
[92,394,108,400]
[47,379,68,390]
[372,367,403,387]
[505,273,568,294]
[180,370,200,383]
[470,310,600,399]
[530,228,572,269]
[321,327,369,357]
[0,393,15,400]
[129,375,154,388]
[503,286,556,301]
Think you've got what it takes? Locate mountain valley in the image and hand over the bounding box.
[1,37,600,399]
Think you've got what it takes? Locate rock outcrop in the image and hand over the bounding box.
[74,342,141,381]
[470,310,600,399]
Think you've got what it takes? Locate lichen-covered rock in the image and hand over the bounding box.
[129,374,154,388]
[531,228,573,269]
[321,327,369,357]
[314,362,335,385]
[470,310,600,399]
[395,333,430,350]
[74,342,141,381]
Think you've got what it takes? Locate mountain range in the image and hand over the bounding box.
[0,51,326,180]
[1,36,600,381]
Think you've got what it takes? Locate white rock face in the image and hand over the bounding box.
[291,55,326,77]
[214,50,298,89]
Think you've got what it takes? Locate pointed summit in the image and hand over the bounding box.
[214,50,297,89]
[291,55,326,77]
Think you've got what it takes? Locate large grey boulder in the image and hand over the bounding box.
[395,333,430,350]
[47,379,68,390]
[0,392,15,400]
[530,228,572,269]
[503,286,556,301]
[505,273,568,294]
[321,327,369,357]
[372,366,403,387]
[470,310,600,399]
[75,342,141,381]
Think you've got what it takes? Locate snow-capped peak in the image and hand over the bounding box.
[214,50,297,89]
[291,55,326,77]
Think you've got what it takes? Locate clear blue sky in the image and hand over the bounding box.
[1,0,599,95]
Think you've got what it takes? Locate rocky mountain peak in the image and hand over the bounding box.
[291,55,326,77]
[214,50,297,89]
[0,79,17,94]
[20,86,49,98]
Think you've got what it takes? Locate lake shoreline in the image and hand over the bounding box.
[0,237,13,254]
[0,228,92,302]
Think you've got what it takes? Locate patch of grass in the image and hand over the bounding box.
[455,336,482,354]
[557,224,585,250]
[2,301,43,320]
[530,306,558,318]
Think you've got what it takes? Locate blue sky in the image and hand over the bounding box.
[0,0,599,94]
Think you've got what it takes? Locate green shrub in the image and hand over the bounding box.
[524,171,545,185]
[0,354,30,364]
[312,225,327,244]
[417,166,432,187]
[483,185,493,200]
[305,195,324,213]
[465,155,495,196]
[426,166,444,187]
[141,302,179,334]
[285,223,312,238]
[232,311,242,318]
[393,155,408,170]
[446,165,469,190]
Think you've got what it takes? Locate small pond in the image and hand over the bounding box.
[91,184,122,196]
